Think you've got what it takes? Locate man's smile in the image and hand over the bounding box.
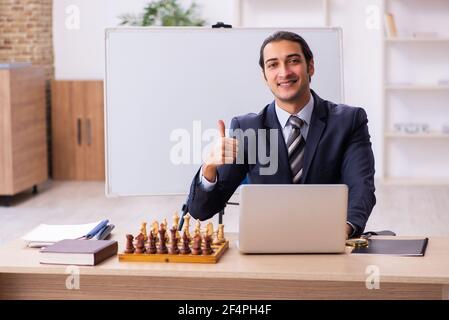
[277,79,298,87]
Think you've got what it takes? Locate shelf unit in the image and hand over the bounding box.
[381,0,449,185]
[385,85,449,91]
[385,37,449,43]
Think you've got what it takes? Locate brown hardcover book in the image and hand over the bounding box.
[40,239,118,265]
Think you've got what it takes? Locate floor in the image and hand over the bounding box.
[1,180,449,246]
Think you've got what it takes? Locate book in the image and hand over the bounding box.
[352,238,428,256]
[384,13,397,38]
[39,239,118,266]
[22,220,109,247]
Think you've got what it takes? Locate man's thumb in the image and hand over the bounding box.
[217,120,226,137]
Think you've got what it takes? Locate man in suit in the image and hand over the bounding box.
[187,31,376,238]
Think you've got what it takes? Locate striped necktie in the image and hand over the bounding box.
[286,116,306,183]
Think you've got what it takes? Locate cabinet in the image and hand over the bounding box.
[0,65,48,196]
[51,80,105,180]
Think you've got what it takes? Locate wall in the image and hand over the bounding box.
[52,0,235,79]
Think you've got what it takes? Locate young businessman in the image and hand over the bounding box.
[187,31,376,238]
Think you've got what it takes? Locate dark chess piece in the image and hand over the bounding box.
[202,234,213,255]
[125,234,135,253]
[168,227,180,255]
[180,231,191,255]
[147,231,157,254]
[135,233,146,254]
[191,233,202,255]
[157,224,168,254]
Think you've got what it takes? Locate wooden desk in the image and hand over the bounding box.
[0,234,448,300]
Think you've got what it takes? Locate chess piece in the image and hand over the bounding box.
[168,227,180,254]
[163,218,169,242]
[213,224,226,245]
[202,234,213,255]
[172,212,181,240]
[180,231,191,255]
[157,224,168,254]
[135,234,146,254]
[151,221,159,241]
[183,214,191,240]
[147,231,157,254]
[194,219,201,237]
[173,212,180,229]
[191,233,202,255]
[184,213,191,228]
[125,234,135,253]
[206,222,214,237]
[140,222,148,242]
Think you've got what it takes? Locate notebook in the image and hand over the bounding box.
[39,239,118,266]
[352,238,429,256]
[22,220,109,247]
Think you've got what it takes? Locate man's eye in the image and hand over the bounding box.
[289,59,300,64]
[267,63,277,69]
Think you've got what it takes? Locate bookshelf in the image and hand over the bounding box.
[382,0,449,185]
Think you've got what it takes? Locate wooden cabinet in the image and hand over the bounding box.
[0,65,48,196]
[51,80,105,180]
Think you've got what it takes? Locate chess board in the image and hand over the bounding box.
[118,240,229,264]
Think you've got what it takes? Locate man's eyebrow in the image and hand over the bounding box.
[265,53,303,64]
[286,53,302,59]
[264,58,278,64]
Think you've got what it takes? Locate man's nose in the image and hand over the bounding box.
[278,63,292,78]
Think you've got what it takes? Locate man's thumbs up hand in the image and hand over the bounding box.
[202,120,239,182]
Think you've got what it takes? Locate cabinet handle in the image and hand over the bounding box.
[77,118,82,145]
[86,118,92,146]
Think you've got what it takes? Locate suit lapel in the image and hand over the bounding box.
[263,102,292,183]
[301,91,328,183]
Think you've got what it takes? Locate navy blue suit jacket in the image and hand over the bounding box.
[187,90,376,237]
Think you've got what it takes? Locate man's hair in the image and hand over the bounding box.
[258,31,314,71]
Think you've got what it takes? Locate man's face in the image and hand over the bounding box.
[262,40,314,104]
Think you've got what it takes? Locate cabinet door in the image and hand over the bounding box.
[51,80,105,180]
[82,81,105,180]
[51,81,78,180]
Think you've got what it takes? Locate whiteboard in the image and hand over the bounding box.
[105,27,344,196]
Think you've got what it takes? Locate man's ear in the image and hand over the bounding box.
[308,59,315,77]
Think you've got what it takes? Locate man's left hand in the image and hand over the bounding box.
[346,223,354,239]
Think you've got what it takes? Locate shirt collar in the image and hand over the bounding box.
[274,93,314,129]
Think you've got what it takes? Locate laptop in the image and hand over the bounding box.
[238,184,348,254]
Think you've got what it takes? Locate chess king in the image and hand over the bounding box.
[186,31,376,238]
